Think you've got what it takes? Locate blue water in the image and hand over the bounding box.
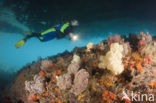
[0,17,156,72]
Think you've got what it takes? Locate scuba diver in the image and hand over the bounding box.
[15,20,79,48]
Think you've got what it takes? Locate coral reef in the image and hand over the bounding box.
[98,43,124,75]
[2,33,156,103]
[130,66,156,93]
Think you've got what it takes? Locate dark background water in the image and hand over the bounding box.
[3,0,156,32]
[0,0,156,95]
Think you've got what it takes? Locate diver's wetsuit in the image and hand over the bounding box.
[23,22,73,42]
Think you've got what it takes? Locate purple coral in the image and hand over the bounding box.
[70,69,89,96]
[25,75,45,94]
[67,61,80,75]
[56,73,72,90]
[107,35,124,46]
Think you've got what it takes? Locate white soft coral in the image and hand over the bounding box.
[98,43,124,75]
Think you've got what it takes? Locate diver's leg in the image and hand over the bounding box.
[15,32,41,48]
[23,32,41,41]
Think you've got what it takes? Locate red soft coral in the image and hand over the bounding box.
[102,90,117,103]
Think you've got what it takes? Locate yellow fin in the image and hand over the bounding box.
[14,40,25,48]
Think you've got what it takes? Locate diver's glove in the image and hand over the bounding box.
[14,39,25,48]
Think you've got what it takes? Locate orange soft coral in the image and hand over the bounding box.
[102,90,117,103]
[149,81,156,89]
[122,99,131,103]
[135,63,143,73]
[28,94,40,102]
[53,69,62,76]
[39,71,45,77]
[50,98,62,103]
[97,78,113,88]
[123,52,144,73]
[132,52,143,64]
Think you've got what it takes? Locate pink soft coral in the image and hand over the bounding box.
[137,32,152,43]
[143,55,153,67]
[137,32,152,51]
[138,40,147,51]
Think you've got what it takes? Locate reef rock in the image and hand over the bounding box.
[2,34,156,103]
